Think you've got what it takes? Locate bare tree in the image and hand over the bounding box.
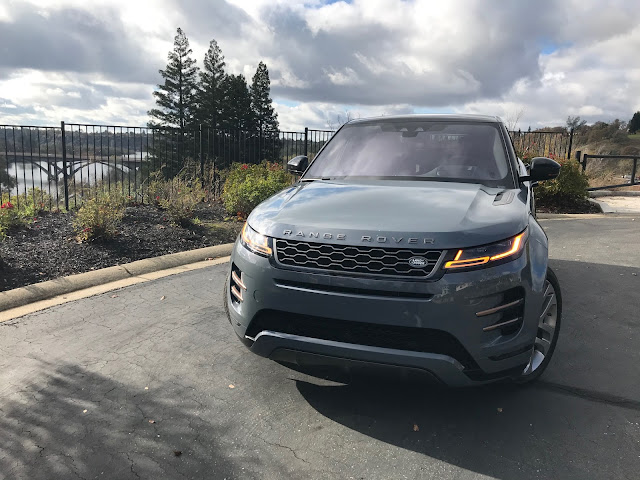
[325,110,358,131]
[504,108,525,132]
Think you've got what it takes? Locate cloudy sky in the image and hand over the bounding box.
[1,0,639,131]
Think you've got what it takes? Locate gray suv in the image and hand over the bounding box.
[224,114,562,386]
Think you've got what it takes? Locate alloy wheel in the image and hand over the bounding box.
[522,279,558,376]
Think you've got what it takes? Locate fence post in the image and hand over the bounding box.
[304,127,308,157]
[567,128,574,160]
[199,124,204,188]
[60,121,69,211]
[631,157,638,186]
[581,153,587,172]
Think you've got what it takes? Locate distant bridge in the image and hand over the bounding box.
[4,152,147,182]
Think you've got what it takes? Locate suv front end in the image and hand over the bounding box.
[224,115,561,386]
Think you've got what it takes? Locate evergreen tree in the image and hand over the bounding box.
[197,39,226,129]
[250,62,279,162]
[148,28,199,130]
[629,111,640,134]
[250,61,279,132]
[221,74,254,131]
[566,115,587,132]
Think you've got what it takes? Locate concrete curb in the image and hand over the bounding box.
[0,243,233,313]
[589,190,640,197]
[589,198,615,213]
[536,212,635,219]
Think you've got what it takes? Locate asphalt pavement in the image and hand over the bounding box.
[0,215,639,479]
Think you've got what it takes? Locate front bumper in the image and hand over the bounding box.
[225,239,547,387]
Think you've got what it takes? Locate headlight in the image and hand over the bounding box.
[444,229,527,270]
[240,222,272,256]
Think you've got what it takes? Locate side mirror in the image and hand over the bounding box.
[287,155,309,175]
[522,157,561,183]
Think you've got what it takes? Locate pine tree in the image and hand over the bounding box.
[629,112,640,134]
[197,39,226,129]
[250,62,279,162]
[221,74,254,131]
[250,61,279,133]
[148,28,199,130]
[218,74,254,165]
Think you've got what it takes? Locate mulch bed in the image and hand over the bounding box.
[536,197,602,214]
[0,202,242,292]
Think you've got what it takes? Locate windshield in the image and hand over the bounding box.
[304,120,513,188]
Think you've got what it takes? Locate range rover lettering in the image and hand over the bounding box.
[224,114,562,386]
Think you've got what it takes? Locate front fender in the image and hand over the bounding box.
[528,215,549,292]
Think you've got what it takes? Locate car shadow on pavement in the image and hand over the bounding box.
[293,259,640,479]
[0,360,280,480]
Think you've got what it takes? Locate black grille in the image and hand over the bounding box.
[274,239,444,278]
[247,310,478,370]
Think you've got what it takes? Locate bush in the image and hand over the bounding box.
[222,162,292,217]
[159,177,205,226]
[73,191,125,242]
[534,157,590,203]
[144,171,205,226]
[0,188,52,239]
[0,201,20,239]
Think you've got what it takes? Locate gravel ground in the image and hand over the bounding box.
[0,202,242,292]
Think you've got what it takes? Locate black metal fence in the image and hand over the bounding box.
[577,152,639,191]
[0,123,333,210]
[1,123,583,211]
[509,130,574,161]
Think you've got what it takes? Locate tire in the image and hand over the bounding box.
[513,267,562,384]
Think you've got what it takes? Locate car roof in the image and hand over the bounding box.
[347,114,502,124]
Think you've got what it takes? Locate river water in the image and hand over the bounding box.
[3,160,132,197]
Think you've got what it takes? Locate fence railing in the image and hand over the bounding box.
[0,123,333,210]
[576,151,639,191]
[1,123,583,210]
[509,129,574,161]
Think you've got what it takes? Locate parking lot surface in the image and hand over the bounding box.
[0,215,639,479]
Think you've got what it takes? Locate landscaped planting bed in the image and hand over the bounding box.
[0,202,242,292]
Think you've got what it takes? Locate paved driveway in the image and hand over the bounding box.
[1,216,639,480]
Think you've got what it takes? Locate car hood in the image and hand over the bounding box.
[248,180,529,249]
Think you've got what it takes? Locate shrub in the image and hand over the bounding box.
[222,161,292,217]
[145,171,172,207]
[534,157,590,204]
[0,188,53,239]
[73,191,125,242]
[0,201,20,239]
[143,171,205,226]
[158,177,205,227]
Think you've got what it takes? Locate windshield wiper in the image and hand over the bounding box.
[300,177,332,182]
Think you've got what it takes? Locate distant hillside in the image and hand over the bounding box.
[531,120,640,190]
[573,134,640,190]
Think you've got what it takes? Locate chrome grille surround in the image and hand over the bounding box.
[274,238,446,278]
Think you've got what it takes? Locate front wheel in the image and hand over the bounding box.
[514,268,562,384]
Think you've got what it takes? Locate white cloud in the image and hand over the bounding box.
[326,67,361,86]
[1,0,639,130]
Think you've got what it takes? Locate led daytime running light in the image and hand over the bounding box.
[445,231,526,269]
[489,233,524,261]
[241,223,272,256]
